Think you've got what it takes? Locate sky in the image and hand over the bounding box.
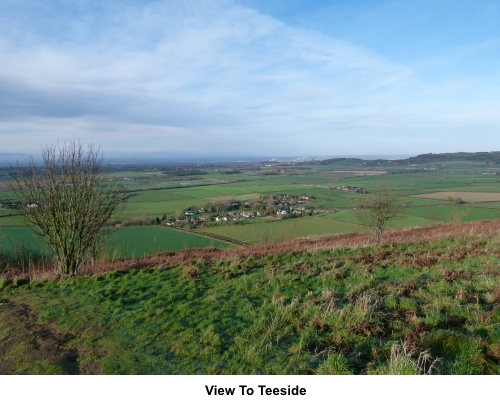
[0,0,499,159]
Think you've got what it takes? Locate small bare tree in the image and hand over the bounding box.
[9,141,124,276]
[447,209,469,224]
[353,187,404,240]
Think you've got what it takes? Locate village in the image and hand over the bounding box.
[160,185,364,230]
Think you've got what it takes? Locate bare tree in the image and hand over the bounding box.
[447,209,469,224]
[9,141,124,276]
[353,187,404,240]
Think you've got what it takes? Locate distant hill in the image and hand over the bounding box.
[307,151,500,167]
[0,153,35,167]
[406,151,500,164]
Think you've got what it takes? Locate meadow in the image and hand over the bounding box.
[104,226,230,258]
[414,192,500,202]
[0,226,231,270]
[196,217,365,244]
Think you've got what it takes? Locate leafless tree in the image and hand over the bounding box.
[9,141,124,276]
[353,187,404,240]
[447,209,469,224]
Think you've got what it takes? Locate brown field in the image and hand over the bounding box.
[413,192,500,202]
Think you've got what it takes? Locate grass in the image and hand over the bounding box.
[0,226,231,264]
[104,226,230,258]
[1,226,499,374]
[414,192,500,202]
[0,211,23,227]
[0,227,46,251]
[196,216,365,244]
[121,199,202,216]
[405,206,500,223]
[323,210,435,227]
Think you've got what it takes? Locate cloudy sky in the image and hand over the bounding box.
[1,0,499,158]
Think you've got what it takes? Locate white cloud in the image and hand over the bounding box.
[0,0,499,156]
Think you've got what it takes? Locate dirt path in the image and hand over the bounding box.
[0,299,80,374]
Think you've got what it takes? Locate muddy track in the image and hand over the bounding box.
[0,299,80,375]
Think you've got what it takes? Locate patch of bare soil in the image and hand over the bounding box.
[0,300,79,374]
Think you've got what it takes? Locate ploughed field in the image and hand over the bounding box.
[1,221,500,374]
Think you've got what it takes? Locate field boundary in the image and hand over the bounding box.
[186,229,249,246]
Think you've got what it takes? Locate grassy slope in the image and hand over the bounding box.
[1,222,500,375]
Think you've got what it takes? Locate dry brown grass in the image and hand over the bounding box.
[3,219,500,283]
[493,288,500,304]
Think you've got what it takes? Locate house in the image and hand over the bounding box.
[277,209,287,215]
[240,211,253,218]
[185,211,198,216]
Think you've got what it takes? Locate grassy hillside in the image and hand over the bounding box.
[1,221,500,375]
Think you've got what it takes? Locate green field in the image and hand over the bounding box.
[105,227,230,258]
[0,227,47,251]
[405,206,500,223]
[196,216,365,244]
[121,199,202,216]
[322,210,436,228]
[0,226,230,261]
[403,197,455,206]
[0,212,23,227]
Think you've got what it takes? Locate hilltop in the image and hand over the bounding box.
[1,220,500,374]
[406,151,500,165]
[309,151,500,167]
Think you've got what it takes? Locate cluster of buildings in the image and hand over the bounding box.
[333,185,362,192]
[215,211,256,221]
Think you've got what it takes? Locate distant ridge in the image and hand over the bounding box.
[406,151,500,164]
[2,151,500,167]
[0,153,28,167]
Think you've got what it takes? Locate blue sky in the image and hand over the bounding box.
[0,0,499,158]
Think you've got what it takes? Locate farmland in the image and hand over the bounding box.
[1,152,500,256]
[2,152,500,375]
[414,192,500,202]
[0,226,231,264]
[197,217,365,244]
[105,227,230,258]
